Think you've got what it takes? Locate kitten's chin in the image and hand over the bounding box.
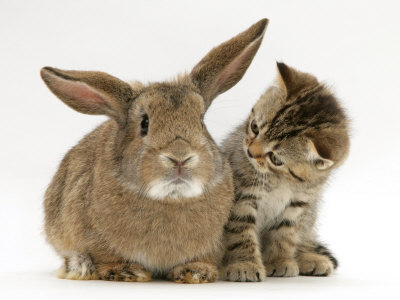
[249,160,269,174]
[246,154,269,174]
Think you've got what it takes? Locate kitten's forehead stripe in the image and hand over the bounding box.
[273,129,304,141]
[265,86,345,141]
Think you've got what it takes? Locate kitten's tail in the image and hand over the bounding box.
[314,243,339,269]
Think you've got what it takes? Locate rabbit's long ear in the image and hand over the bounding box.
[40,67,134,125]
[190,18,268,108]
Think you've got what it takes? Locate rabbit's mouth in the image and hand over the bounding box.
[146,177,204,200]
[170,178,185,185]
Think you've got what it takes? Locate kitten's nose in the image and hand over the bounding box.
[247,143,265,159]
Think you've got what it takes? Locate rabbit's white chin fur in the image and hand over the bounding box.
[147,178,203,200]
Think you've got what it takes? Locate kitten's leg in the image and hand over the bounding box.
[223,194,265,282]
[297,243,337,276]
[96,262,152,282]
[262,221,300,277]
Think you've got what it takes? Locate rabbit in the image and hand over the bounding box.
[40,18,268,283]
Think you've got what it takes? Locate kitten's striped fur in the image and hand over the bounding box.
[221,63,349,281]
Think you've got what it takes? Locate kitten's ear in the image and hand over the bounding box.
[190,19,268,109]
[40,67,134,126]
[307,139,334,170]
[276,62,318,99]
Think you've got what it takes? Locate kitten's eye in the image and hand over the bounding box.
[140,114,149,136]
[250,120,259,135]
[268,152,283,166]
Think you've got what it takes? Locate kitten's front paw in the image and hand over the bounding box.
[223,262,266,282]
[265,258,299,277]
[169,262,217,283]
[297,253,334,276]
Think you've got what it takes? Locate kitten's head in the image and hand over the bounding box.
[244,62,349,183]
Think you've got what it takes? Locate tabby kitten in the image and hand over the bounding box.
[221,62,349,282]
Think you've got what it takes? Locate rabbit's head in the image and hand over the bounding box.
[40,19,268,200]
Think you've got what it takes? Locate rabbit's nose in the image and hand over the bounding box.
[165,155,193,167]
[164,155,194,175]
[161,153,198,171]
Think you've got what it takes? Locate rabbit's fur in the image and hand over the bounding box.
[41,19,268,283]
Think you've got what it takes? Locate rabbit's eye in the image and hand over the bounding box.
[140,114,149,136]
[268,152,283,166]
[250,120,259,135]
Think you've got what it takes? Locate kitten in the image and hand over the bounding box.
[221,62,350,281]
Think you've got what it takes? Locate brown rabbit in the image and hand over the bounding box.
[40,19,268,283]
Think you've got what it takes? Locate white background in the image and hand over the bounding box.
[1,0,399,299]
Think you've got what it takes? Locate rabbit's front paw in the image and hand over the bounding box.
[223,261,265,282]
[97,262,152,282]
[59,253,98,280]
[265,258,299,277]
[169,262,217,283]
